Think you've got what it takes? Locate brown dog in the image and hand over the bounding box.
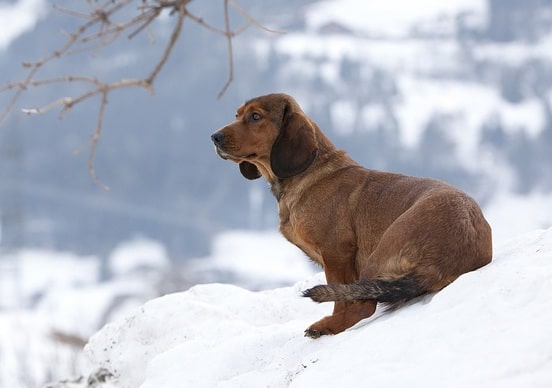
[211,93,492,338]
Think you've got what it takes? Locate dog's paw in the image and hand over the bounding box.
[304,327,326,339]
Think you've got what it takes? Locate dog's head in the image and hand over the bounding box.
[211,93,319,180]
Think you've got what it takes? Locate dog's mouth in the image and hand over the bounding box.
[215,146,231,160]
[215,146,256,161]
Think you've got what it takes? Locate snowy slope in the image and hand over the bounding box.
[74,228,552,388]
[0,239,174,388]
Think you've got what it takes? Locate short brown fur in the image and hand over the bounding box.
[211,93,492,338]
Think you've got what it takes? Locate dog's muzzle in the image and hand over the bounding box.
[211,131,230,160]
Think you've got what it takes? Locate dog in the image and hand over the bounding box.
[211,93,492,338]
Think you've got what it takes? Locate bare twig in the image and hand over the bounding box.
[88,90,110,190]
[1,0,279,187]
[228,0,286,35]
[146,2,186,85]
[218,0,234,99]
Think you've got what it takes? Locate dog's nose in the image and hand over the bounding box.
[211,131,225,146]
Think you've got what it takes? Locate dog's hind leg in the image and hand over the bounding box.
[304,299,376,338]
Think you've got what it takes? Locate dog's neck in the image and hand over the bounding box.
[270,148,357,202]
[256,127,357,201]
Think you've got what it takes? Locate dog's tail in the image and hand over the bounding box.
[302,273,426,308]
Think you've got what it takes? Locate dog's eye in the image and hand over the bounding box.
[250,112,262,122]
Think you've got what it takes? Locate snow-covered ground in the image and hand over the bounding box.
[0,232,317,387]
[1,220,551,387]
[68,227,552,388]
[0,238,176,388]
[6,213,549,388]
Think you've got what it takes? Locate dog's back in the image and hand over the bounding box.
[303,169,492,307]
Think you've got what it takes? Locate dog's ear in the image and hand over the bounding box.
[239,161,261,180]
[270,109,318,179]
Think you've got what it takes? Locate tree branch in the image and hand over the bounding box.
[0,0,279,188]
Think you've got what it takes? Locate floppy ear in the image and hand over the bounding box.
[239,161,261,180]
[270,111,318,179]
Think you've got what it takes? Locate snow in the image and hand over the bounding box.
[0,249,99,310]
[271,33,545,170]
[2,2,551,384]
[485,191,552,245]
[0,0,47,51]
[472,35,552,65]
[189,230,317,290]
[109,238,170,277]
[266,0,546,182]
[0,240,170,387]
[328,100,357,135]
[0,311,81,387]
[306,0,487,38]
[78,227,552,388]
[18,250,100,302]
[396,76,545,151]
[2,225,552,387]
[274,34,465,75]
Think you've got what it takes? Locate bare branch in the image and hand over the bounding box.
[21,97,74,116]
[218,0,234,99]
[88,90,110,191]
[127,8,161,39]
[146,2,187,85]
[0,0,280,187]
[228,0,286,35]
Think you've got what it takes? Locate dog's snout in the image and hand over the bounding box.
[211,131,225,146]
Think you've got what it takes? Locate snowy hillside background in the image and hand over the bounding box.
[1,0,552,256]
[1,0,552,387]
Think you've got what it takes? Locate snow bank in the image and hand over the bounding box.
[0,240,171,387]
[0,311,82,388]
[81,228,552,388]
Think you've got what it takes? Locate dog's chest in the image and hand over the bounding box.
[277,199,326,266]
